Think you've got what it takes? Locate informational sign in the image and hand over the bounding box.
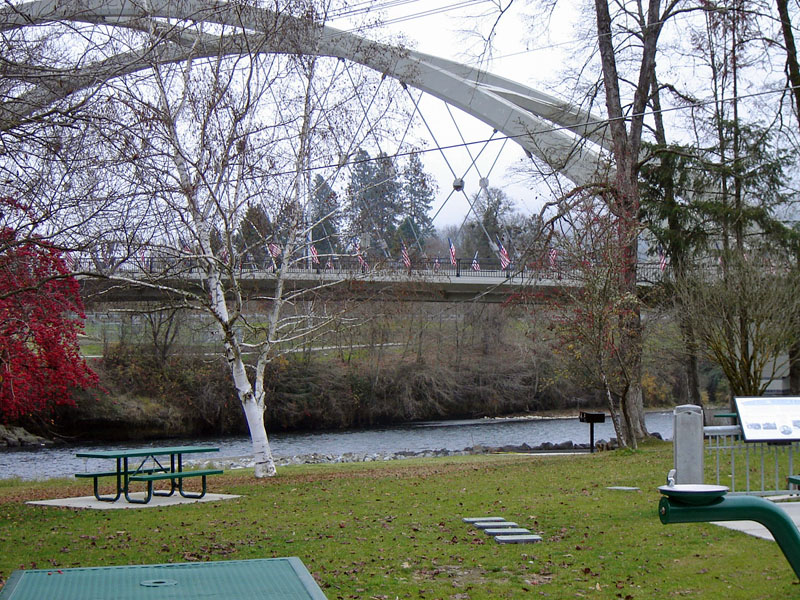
[735,396,800,442]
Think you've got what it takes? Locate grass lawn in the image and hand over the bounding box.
[0,440,797,598]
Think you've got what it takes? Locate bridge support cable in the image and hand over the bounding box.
[391,85,431,254]
[308,58,391,261]
[339,60,433,262]
[352,72,424,263]
[404,87,494,245]
[343,62,390,157]
[0,0,610,188]
[403,85,508,253]
[338,61,396,258]
[442,101,512,257]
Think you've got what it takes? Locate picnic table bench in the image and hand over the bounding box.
[75,446,222,504]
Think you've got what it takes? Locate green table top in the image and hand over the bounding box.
[0,558,328,600]
[75,446,219,459]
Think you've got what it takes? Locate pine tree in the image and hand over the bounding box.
[237,204,273,266]
[308,174,340,257]
[398,153,435,247]
[346,148,401,255]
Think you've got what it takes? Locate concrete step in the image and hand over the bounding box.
[462,516,506,524]
[495,534,542,544]
[484,527,531,536]
[472,521,518,529]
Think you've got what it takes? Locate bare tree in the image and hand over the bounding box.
[676,251,800,396]
[589,0,696,440]
[109,30,405,475]
[0,1,413,476]
[539,192,644,447]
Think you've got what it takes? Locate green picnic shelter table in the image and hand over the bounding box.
[0,558,328,600]
[75,446,222,504]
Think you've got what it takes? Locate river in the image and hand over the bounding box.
[0,411,674,481]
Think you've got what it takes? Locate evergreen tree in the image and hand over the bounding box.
[237,204,273,265]
[398,153,435,247]
[346,148,402,256]
[372,153,402,244]
[308,174,340,257]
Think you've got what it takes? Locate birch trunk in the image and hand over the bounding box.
[154,53,279,478]
[242,394,276,477]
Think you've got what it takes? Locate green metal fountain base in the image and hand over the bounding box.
[659,488,800,579]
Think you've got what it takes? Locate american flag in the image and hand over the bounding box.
[471,251,480,271]
[658,246,668,272]
[401,241,411,269]
[355,240,368,270]
[268,242,281,258]
[139,247,149,271]
[63,251,75,271]
[310,244,319,265]
[496,236,510,269]
[548,247,558,269]
[448,238,457,266]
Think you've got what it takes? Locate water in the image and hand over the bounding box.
[0,412,673,481]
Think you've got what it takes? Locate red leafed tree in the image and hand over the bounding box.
[0,221,98,422]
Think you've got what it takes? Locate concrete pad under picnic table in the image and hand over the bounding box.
[26,492,240,510]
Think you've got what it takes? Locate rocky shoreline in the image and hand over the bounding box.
[0,425,55,448]
[188,438,639,471]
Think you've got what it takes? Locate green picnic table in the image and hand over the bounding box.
[75,445,222,504]
[0,558,328,600]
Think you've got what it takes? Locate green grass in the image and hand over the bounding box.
[1,442,797,598]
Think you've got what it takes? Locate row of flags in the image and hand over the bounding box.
[448,236,511,271]
[79,236,522,274]
[64,238,673,274]
[269,238,513,270]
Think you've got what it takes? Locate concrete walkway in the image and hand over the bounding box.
[713,501,800,541]
[27,493,239,510]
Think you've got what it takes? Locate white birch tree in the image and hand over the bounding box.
[110,33,400,476]
[0,1,407,476]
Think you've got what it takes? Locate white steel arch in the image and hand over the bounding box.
[0,0,611,185]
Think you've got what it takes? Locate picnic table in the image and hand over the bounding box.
[0,557,328,600]
[75,445,222,504]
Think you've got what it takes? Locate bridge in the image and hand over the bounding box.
[78,254,665,305]
[3,1,628,309]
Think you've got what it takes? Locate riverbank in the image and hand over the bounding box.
[0,425,55,448]
[1,442,795,598]
[42,347,650,443]
[192,440,605,471]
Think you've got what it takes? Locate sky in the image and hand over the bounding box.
[325,0,796,236]
[328,0,582,230]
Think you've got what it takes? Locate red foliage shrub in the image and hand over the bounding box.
[0,226,98,422]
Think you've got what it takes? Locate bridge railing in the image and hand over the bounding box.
[70,252,666,284]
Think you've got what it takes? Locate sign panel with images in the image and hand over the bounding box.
[735,396,800,442]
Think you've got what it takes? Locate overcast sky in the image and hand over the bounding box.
[330,0,582,230]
